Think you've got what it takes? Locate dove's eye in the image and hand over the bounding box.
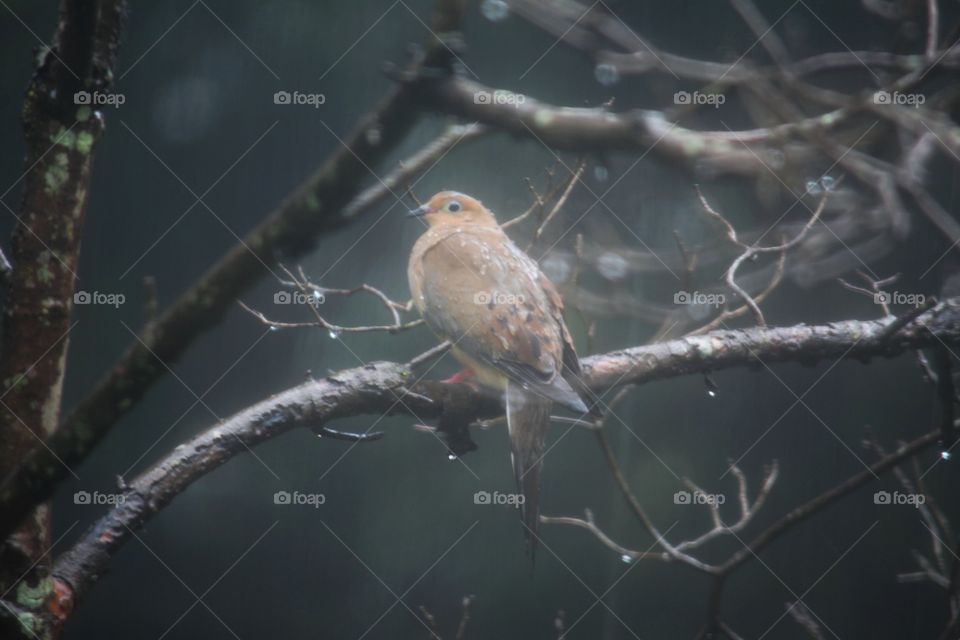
[446,201,462,213]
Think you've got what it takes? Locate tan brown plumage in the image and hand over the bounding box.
[407,191,590,552]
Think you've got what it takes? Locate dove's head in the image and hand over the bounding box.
[408,191,498,228]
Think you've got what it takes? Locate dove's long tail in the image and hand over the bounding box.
[506,380,552,560]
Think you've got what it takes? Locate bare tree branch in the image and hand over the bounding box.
[43,299,960,608]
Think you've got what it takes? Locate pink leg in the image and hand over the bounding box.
[440,367,475,385]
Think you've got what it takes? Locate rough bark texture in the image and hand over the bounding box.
[0,2,126,638]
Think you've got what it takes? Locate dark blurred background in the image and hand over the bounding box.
[2,1,959,638]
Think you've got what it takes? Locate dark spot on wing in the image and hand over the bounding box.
[529,334,541,360]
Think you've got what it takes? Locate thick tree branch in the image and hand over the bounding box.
[49,299,960,606]
[0,1,126,638]
[417,75,811,174]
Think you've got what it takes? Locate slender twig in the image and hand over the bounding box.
[239,265,423,335]
[696,184,829,326]
[532,159,586,243]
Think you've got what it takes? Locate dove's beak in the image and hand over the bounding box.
[407,203,433,218]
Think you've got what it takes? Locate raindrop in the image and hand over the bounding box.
[447,453,458,461]
[620,553,633,564]
[269,325,279,332]
[480,0,509,22]
[594,63,620,87]
[593,164,609,183]
[820,175,837,191]
[596,251,629,281]
[705,375,719,398]
[541,254,572,284]
[941,450,952,461]
[805,179,822,195]
[328,329,341,339]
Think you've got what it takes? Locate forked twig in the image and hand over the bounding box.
[696,183,830,327]
[240,265,423,334]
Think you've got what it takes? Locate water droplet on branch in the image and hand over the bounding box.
[705,375,719,398]
[597,251,629,281]
[594,63,620,86]
[481,0,509,22]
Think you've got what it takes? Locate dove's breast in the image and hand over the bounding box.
[408,226,565,393]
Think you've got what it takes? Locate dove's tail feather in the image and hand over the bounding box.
[506,380,552,561]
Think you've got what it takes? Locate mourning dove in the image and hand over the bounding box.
[407,191,590,551]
